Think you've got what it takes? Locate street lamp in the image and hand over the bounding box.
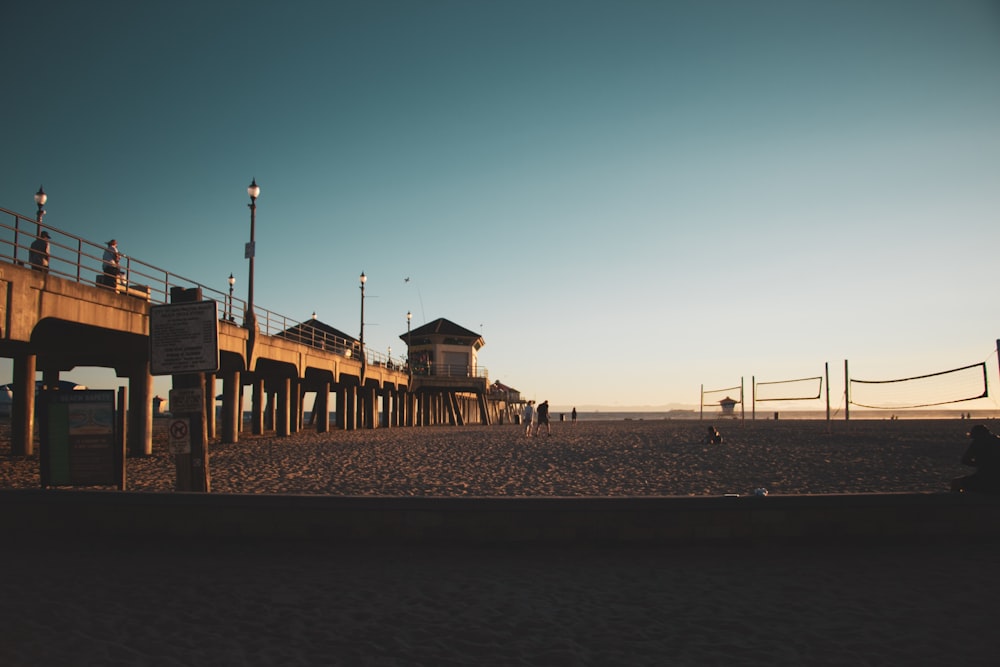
[245,178,260,330]
[227,273,235,321]
[406,310,412,379]
[359,272,367,370]
[34,185,46,234]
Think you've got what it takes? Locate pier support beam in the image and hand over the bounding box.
[315,383,330,433]
[477,392,490,426]
[345,386,357,431]
[221,370,240,444]
[446,392,461,426]
[407,392,416,427]
[420,392,430,426]
[127,362,153,456]
[204,372,216,440]
[264,387,275,431]
[249,376,264,435]
[336,386,347,429]
[10,353,36,456]
[382,388,392,428]
[288,379,299,434]
[276,377,291,437]
[357,385,374,429]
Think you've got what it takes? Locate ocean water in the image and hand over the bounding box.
[242,408,997,424]
[558,409,997,422]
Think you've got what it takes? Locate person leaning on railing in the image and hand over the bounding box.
[29,231,50,272]
[101,239,122,287]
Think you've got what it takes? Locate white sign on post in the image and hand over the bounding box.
[169,387,204,414]
[168,418,191,454]
[149,301,220,375]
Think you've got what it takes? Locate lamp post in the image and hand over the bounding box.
[406,311,412,380]
[359,272,367,369]
[34,185,46,234]
[245,178,260,330]
[227,273,235,321]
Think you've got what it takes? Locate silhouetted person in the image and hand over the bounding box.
[101,239,121,287]
[951,424,1000,494]
[29,231,50,271]
[522,401,534,437]
[571,407,577,424]
[705,425,723,444]
[534,400,551,436]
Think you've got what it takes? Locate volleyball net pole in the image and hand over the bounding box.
[844,359,850,421]
[825,361,831,421]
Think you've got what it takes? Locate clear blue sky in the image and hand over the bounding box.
[3,0,1000,411]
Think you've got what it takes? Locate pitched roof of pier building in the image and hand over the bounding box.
[277,318,358,353]
[400,318,484,350]
[399,318,485,379]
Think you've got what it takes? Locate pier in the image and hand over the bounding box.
[1,206,506,457]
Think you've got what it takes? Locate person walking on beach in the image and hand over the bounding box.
[29,231,51,271]
[522,401,534,437]
[571,407,577,424]
[951,424,1000,494]
[534,400,551,437]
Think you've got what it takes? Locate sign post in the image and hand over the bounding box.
[39,389,124,489]
[150,291,219,492]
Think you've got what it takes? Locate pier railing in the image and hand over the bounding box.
[0,206,403,369]
[411,363,489,379]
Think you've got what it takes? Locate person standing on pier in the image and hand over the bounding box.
[29,231,50,271]
[102,239,122,286]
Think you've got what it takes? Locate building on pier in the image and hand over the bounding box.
[487,379,525,425]
[276,316,359,358]
[400,318,494,426]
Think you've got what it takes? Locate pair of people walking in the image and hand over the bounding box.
[521,399,551,437]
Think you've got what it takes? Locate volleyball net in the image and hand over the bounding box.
[753,376,823,403]
[700,381,744,417]
[847,361,988,410]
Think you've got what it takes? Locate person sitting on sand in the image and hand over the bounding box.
[951,424,1000,494]
[704,426,723,444]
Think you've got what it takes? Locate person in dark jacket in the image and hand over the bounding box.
[29,231,50,271]
[951,424,1000,494]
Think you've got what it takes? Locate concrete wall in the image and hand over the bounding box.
[2,490,998,546]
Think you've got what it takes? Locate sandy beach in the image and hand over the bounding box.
[0,418,982,495]
[2,418,999,665]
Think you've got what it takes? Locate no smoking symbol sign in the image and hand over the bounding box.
[168,418,191,454]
